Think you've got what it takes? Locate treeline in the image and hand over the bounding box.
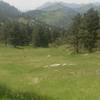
[0,20,65,47]
[68,8,100,53]
[0,8,100,53]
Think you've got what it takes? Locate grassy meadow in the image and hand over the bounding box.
[0,45,100,100]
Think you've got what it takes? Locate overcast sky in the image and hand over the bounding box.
[3,0,100,11]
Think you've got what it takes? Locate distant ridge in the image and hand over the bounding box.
[38,2,81,10]
[0,1,100,29]
[24,2,100,28]
[24,2,78,28]
[0,1,21,20]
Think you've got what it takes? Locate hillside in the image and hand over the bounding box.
[24,2,100,29]
[0,1,21,20]
[79,3,100,13]
[0,1,100,28]
[24,2,78,28]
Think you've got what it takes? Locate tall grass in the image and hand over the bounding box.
[0,84,53,100]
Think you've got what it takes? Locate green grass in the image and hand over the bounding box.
[0,45,100,100]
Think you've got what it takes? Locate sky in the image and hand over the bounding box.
[3,0,100,11]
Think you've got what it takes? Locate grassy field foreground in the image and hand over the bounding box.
[0,46,100,100]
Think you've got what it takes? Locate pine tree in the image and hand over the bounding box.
[83,8,99,52]
[69,13,82,53]
[9,22,31,47]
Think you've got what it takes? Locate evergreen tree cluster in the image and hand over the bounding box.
[0,20,64,47]
[69,8,100,53]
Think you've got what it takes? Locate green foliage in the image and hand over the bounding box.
[0,84,52,100]
[32,23,50,47]
[9,22,32,47]
[69,8,100,53]
[82,8,99,52]
[69,13,82,53]
[0,20,65,48]
[32,21,64,47]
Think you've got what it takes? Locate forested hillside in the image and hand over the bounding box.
[0,1,100,28]
[0,1,21,21]
[24,2,100,29]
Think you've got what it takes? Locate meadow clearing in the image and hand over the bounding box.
[0,45,100,100]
